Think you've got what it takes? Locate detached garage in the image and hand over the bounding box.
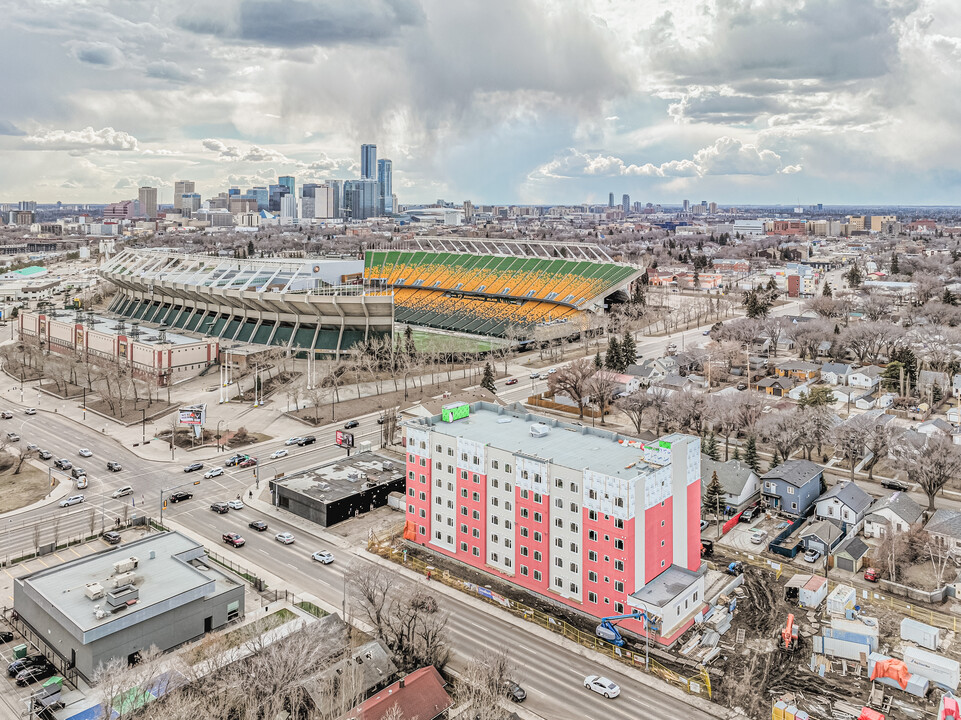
[834,536,869,573]
[801,520,843,556]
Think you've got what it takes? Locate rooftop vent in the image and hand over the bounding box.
[112,572,137,588]
[85,582,104,601]
[530,423,549,438]
[113,557,139,575]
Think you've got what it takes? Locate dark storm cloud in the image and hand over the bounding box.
[177,0,425,47]
[68,41,123,67]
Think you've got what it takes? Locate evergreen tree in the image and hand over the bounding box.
[822,281,833,297]
[766,276,777,292]
[943,288,957,306]
[605,336,622,372]
[620,332,637,369]
[744,436,761,474]
[890,253,900,274]
[404,325,416,358]
[702,471,725,521]
[732,446,741,461]
[704,432,720,461]
[769,447,782,470]
[845,265,863,288]
[594,352,603,370]
[247,239,255,256]
[481,362,497,394]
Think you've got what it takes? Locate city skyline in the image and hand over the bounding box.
[1,1,960,206]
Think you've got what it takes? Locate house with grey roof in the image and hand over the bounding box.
[926,509,961,554]
[815,481,874,528]
[864,491,923,538]
[802,519,844,555]
[701,455,761,513]
[821,362,855,386]
[761,459,823,518]
[918,418,955,437]
[849,365,883,389]
[833,535,870,573]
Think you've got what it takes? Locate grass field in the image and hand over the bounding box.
[401,329,508,354]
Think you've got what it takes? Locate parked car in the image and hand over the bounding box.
[8,655,48,677]
[804,548,822,563]
[204,467,224,479]
[736,383,747,391]
[23,408,36,415]
[0,630,13,643]
[169,491,193,503]
[249,520,268,532]
[504,681,527,703]
[210,502,229,514]
[275,532,295,545]
[311,550,334,564]
[863,567,880,582]
[548,367,557,374]
[227,499,244,510]
[750,530,768,545]
[881,479,910,491]
[505,378,518,385]
[529,372,540,379]
[284,437,302,446]
[59,495,84,508]
[106,461,122,472]
[739,507,759,523]
[0,412,11,419]
[78,448,92,457]
[54,458,72,470]
[183,462,204,473]
[584,675,620,699]
[700,519,709,531]
[344,420,359,429]
[75,476,88,489]
[26,443,38,451]
[222,532,245,548]
[297,436,316,446]
[6,432,19,442]
[71,467,86,479]
[239,458,257,468]
[111,486,133,498]
[38,450,52,460]
[225,454,247,467]
[102,531,122,545]
[16,663,55,686]
[269,449,288,459]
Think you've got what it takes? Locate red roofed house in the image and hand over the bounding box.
[341,666,452,720]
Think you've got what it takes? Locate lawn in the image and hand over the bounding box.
[0,452,53,513]
[403,329,507,354]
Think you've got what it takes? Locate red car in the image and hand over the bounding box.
[863,567,880,582]
[505,379,518,386]
[222,532,245,547]
[239,458,257,468]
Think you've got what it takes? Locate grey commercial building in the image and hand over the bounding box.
[14,532,244,683]
[270,451,406,527]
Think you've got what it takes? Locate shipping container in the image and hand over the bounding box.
[901,618,940,651]
[903,646,959,691]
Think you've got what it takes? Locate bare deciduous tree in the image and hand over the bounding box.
[546,358,593,418]
[890,431,961,512]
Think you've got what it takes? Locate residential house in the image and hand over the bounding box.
[775,361,821,382]
[651,373,694,396]
[787,381,815,401]
[756,377,794,397]
[855,392,878,410]
[815,481,874,528]
[864,491,923,538]
[821,362,855,386]
[606,372,641,396]
[917,418,955,437]
[833,535,870,573]
[802,519,843,555]
[887,428,928,460]
[751,338,772,355]
[830,385,872,411]
[304,639,398,717]
[952,373,961,399]
[701,456,761,513]
[849,366,883,389]
[816,340,834,359]
[761,459,824,518]
[925,509,961,555]
[918,370,950,398]
[340,665,452,720]
[626,362,664,386]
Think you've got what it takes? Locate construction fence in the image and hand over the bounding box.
[367,528,712,700]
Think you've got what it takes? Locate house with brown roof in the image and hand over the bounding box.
[340,665,453,720]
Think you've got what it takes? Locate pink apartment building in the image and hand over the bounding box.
[402,402,705,645]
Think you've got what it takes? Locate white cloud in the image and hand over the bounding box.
[24,127,140,153]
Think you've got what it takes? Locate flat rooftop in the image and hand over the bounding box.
[629,564,701,608]
[19,531,238,642]
[405,402,672,480]
[44,309,203,346]
[275,452,404,504]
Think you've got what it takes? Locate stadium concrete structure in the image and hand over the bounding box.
[100,249,393,357]
[364,246,642,339]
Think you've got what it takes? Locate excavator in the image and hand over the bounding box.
[780,613,800,652]
[595,609,657,647]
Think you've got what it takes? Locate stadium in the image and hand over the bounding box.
[364,242,642,340]
[100,249,393,357]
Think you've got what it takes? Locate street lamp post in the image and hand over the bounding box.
[216,420,225,452]
[82,388,86,421]
[141,408,146,445]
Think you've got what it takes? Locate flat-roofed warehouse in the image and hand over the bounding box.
[13,531,244,683]
[100,249,393,358]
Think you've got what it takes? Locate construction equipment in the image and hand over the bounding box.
[779,613,799,652]
[595,609,658,647]
[726,561,743,576]
[701,539,714,557]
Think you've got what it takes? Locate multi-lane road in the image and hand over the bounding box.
[0,353,734,720]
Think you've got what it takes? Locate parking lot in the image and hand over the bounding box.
[710,512,790,553]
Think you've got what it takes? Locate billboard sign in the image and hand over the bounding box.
[335,430,354,448]
[179,404,207,426]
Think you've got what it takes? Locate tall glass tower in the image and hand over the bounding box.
[361,144,377,180]
[377,158,393,215]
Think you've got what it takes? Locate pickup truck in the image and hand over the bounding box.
[222,532,245,548]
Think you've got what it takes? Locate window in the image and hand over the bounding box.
[491,497,499,507]
[473,457,479,465]
[505,483,511,492]
[534,512,542,523]
[570,502,578,512]
[615,497,624,508]
[555,478,564,488]
[436,444,442,453]
[461,452,469,461]
[491,552,498,562]
[419,458,426,467]
[615,581,624,592]
[614,539,624,550]
[589,592,598,603]
[521,546,529,556]
[472,528,480,538]
[533,570,542,581]
[461,488,468,498]
[473,473,479,483]
[588,551,597,561]
[660,540,665,547]
[534,531,542,542]
[434,530,442,540]
[460,542,468,551]
[505,520,512,529]
[409,488,415,497]
[534,474,541,484]
[555,498,563,509]
[435,461,442,470]
[521,565,528,576]
[555,577,563,587]
[461,507,468,516]
[521,508,529,518]
[435,478,442,488]
[570,583,578,593]
[615,602,624,614]
[472,546,480,556]
[589,510,598,521]
[520,489,529,499]
[589,571,597,582]
[491,516,499,525]
[555,518,563,528]
[570,562,578,572]
[505,501,512,511]
[787,486,795,495]
[570,543,578,553]
[419,509,425,518]
[448,447,454,456]
[408,504,415,513]
[491,479,499,489]
[614,560,623,571]
[492,460,499,470]
[460,523,468,533]
[588,489,598,500]
[660,520,665,527]
[589,530,597,541]
[461,470,468,480]
[419,525,426,535]
[409,454,414,462]
[504,558,512,567]
[520,527,529,537]
[505,464,511,473]
[521,470,529,480]
[570,523,578,533]
[533,551,542,561]
[472,492,480,501]
[504,538,512,548]
[555,538,563,548]
[448,465,454,475]
[419,474,426,483]
[614,518,624,529]
[408,471,414,480]
[447,500,454,509]
[555,557,563,567]
[533,493,542,503]
[472,510,480,520]
[419,492,426,501]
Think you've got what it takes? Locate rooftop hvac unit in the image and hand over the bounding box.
[383,461,393,471]
[93,605,108,620]
[113,557,139,575]
[112,572,137,588]
[85,582,105,600]
[530,423,549,438]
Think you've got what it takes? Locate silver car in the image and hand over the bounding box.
[59,495,84,508]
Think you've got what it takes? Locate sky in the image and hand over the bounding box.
[2,0,961,206]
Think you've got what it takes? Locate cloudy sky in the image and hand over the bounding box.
[2,0,960,206]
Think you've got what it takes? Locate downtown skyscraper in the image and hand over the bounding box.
[361,144,377,180]
[377,158,393,215]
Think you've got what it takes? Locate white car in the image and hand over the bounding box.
[270,449,288,459]
[548,367,558,374]
[275,532,295,545]
[24,408,36,415]
[284,437,302,446]
[204,467,224,479]
[227,499,244,510]
[60,494,84,508]
[529,372,540,379]
[78,448,92,457]
[76,476,88,489]
[111,486,133,498]
[584,675,620,699]
[312,550,334,564]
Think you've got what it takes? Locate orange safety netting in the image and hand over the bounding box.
[403,521,417,541]
[870,658,910,690]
